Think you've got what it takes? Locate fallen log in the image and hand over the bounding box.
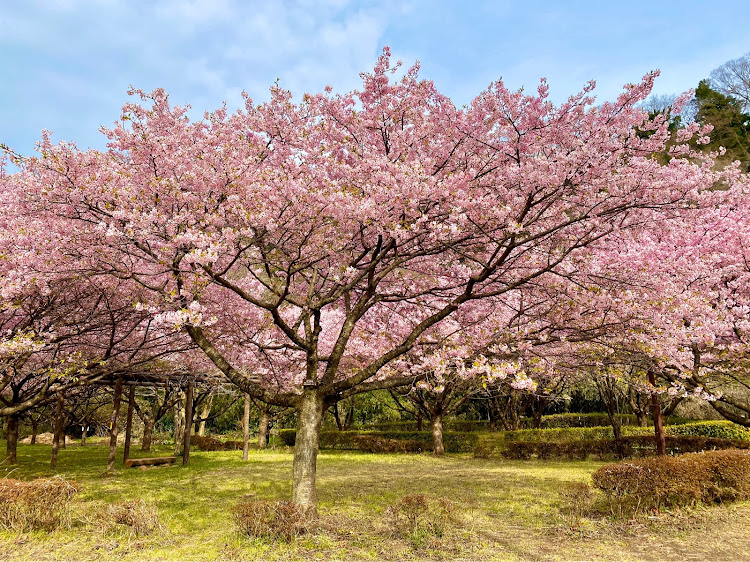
[124,456,177,468]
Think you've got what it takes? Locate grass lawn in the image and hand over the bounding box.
[2,441,749,561]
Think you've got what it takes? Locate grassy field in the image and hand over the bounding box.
[2,441,750,561]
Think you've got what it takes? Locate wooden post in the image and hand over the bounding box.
[648,370,667,456]
[242,394,251,461]
[107,377,124,472]
[182,382,194,466]
[123,385,136,462]
[50,391,65,469]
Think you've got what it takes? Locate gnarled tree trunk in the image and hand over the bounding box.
[258,410,270,450]
[291,390,324,513]
[141,415,156,451]
[30,417,39,445]
[51,391,65,470]
[173,389,186,457]
[431,414,445,455]
[4,414,19,465]
[242,393,250,460]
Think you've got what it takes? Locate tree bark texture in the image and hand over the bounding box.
[648,370,667,456]
[107,378,123,472]
[173,389,186,457]
[182,382,194,466]
[198,392,214,436]
[258,410,269,451]
[51,391,65,470]
[4,414,19,465]
[431,414,445,455]
[242,393,251,460]
[291,391,324,513]
[141,415,155,451]
[123,386,136,462]
[30,418,39,445]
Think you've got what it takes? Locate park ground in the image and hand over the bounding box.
[2,442,750,561]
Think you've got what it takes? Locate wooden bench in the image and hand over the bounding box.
[124,456,177,468]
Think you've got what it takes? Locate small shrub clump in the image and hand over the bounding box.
[353,435,424,453]
[190,434,243,451]
[592,448,750,518]
[103,499,161,536]
[558,482,596,526]
[233,499,309,540]
[0,476,79,531]
[385,494,457,546]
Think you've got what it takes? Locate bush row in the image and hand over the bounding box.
[592,449,750,515]
[357,413,695,432]
[494,435,750,460]
[278,429,479,453]
[666,420,750,440]
[190,434,244,451]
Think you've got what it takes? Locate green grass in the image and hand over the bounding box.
[2,441,750,560]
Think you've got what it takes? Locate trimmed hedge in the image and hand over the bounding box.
[500,435,750,460]
[358,413,694,432]
[666,420,750,441]
[592,449,750,515]
[190,434,243,451]
[278,429,479,453]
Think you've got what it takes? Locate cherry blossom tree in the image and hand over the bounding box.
[3,50,731,510]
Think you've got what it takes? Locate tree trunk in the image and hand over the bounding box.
[182,382,194,466]
[636,410,647,427]
[416,410,424,432]
[648,370,667,456]
[173,390,186,457]
[291,390,324,514]
[107,377,123,472]
[4,414,19,465]
[242,394,250,461]
[30,417,38,445]
[123,386,135,462]
[431,414,445,455]
[258,410,270,451]
[141,413,156,451]
[198,392,214,436]
[51,391,65,469]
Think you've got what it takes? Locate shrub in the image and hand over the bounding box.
[279,430,479,453]
[353,435,424,453]
[0,476,79,531]
[103,499,161,536]
[592,449,750,518]
[501,435,750,461]
[191,434,244,451]
[558,482,596,526]
[233,499,309,540]
[385,494,457,545]
[667,420,750,441]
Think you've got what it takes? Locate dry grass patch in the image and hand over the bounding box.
[0,476,78,532]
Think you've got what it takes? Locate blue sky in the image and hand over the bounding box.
[2,0,749,157]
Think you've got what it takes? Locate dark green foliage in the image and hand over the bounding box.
[667,420,750,440]
[190,434,243,451]
[500,436,750,461]
[278,430,479,453]
[592,449,750,517]
[694,79,750,170]
[360,413,657,432]
[353,435,424,453]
